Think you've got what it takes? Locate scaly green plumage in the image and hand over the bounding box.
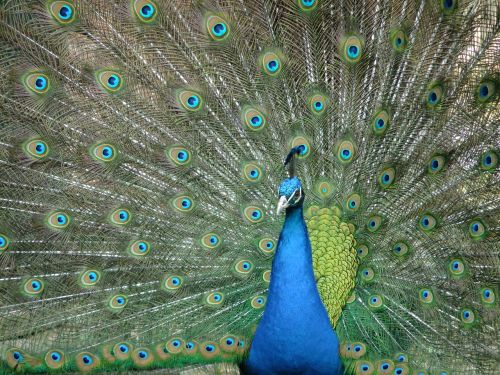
[0,0,498,374]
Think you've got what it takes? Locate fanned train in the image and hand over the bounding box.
[0,0,498,374]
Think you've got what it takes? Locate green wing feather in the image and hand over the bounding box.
[0,0,498,374]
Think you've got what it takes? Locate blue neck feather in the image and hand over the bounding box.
[245,205,342,375]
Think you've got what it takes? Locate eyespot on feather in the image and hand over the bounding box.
[220,335,238,352]
[243,107,267,131]
[298,0,318,11]
[172,195,194,213]
[206,15,230,41]
[48,1,75,24]
[97,70,123,93]
[24,72,50,94]
[184,340,198,355]
[165,338,185,354]
[75,352,100,372]
[378,166,396,188]
[309,94,327,114]
[131,348,154,367]
[129,240,151,257]
[23,278,44,295]
[341,35,364,63]
[428,155,446,174]
[113,342,133,360]
[201,232,222,250]
[80,270,100,287]
[243,206,264,223]
[242,162,263,182]
[261,52,282,76]
[479,150,497,171]
[91,143,117,162]
[167,146,192,166]
[44,350,65,369]
[250,295,266,309]
[108,294,128,312]
[24,139,49,159]
[337,140,356,163]
[426,81,444,108]
[291,136,311,158]
[233,259,254,276]
[258,238,275,255]
[371,109,390,135]
[345,193,361,212]
[262,270,271,283]
[133,0,158,22]
[205,292,224,306]
[366,215,382,232]
[356,244,369,259]
[200,341,220,359]
[162,275,184,291]
[178,90,203,111]
[110,208,131,225]
[390,29,408,52]
[418,212,437,232]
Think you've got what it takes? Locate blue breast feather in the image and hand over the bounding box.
[245,206,342,375]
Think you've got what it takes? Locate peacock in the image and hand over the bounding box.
[0,0,498,374]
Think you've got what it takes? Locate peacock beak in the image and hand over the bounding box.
[276,195,289,215]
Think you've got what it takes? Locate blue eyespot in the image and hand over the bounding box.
[102,146,113,159]
[171,277,180,286]
[55,214,67,225]
[250,115,262,127]
[59,5,72,20]
[31,280,42,291]
[267,60,279,72]
[0,236,5,247]
[138,242,147,252]
[341,148,352,160]
[140,4,155,19]
[177,151,187,161]
[395,368,403,375]
[88,272,97,281]
[213,293,221,302]
[397,355,406,362]
[483,289,491,298]
[266,241,273,249]
[116,297,125,305]
[463,310,470,319]
[354,345,362,352]
[242,262,250,270]
[82,355,92,365]
[119,344,129,353]
[226,338,234,345]
[35,76,47,90]
[314,101,323,110]
[251,210,261,219]
[138,350,148,359]
[452,261,459,270]
[118,210,129,222]
[186,342,194,349]
[301,0,315,6]
[212,23,227,37]
[210,236,218,245]
[347,45,359,58]
[50,351,61,362]
[172,339,180,347]
[428,92,438,104]
[107,74,120,89]
[13,351,23,361]
[34,142,46,155]
[371,297,378,303]
[181,198,191,209]
[187,95,200,108]
[381,362,389,370]
[205,344,214,352]
[376,119,385,129]
[362,365,369,371]
[443,0,454,9]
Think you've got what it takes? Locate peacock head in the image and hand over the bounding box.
[277,177,304,214]
[276,145,306,214]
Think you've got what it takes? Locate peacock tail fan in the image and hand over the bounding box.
[0,0,498,374]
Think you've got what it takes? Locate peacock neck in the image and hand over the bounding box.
[245,204,342,374]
